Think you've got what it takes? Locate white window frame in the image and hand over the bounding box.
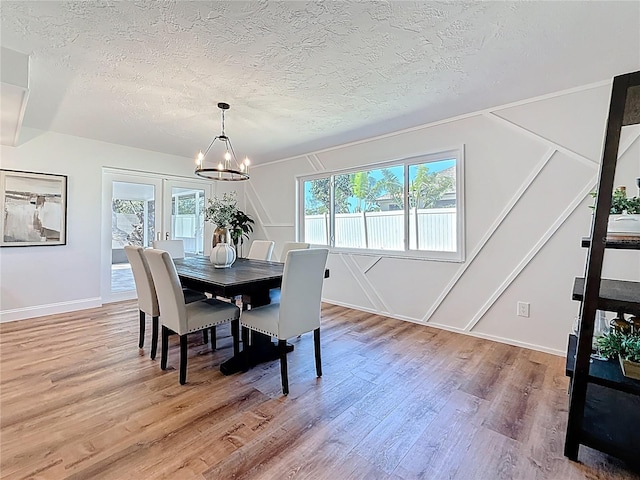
[296,147,465,262]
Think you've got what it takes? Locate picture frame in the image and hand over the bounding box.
[0,169,67,247]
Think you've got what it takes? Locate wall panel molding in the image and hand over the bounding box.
[308,153,325,172]
[486,112,599,167]
[340,254,391,314]
[244,80,626,355]
[421,147,558,323]
[464,175,597,332]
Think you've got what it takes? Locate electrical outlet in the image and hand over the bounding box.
[517,301,530,318]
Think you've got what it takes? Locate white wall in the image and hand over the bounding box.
[0,129,243,321]
[246,82,640,355]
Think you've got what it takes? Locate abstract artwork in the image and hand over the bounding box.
[0,170,67,247]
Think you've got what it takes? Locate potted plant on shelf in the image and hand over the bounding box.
[597,330,640,380]
[620,334,640,380]
[591,186,640,235]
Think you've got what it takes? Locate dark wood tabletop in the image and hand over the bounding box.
[174,256,285,304]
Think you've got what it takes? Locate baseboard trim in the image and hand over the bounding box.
[0,297,102,323]
[321,299,566,357]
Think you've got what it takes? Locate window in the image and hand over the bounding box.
[298,148,464,262]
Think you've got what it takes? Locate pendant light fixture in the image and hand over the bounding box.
[195,102,250,181]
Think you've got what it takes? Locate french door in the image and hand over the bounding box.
[101,169,213,303]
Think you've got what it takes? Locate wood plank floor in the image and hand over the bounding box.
[0,301,637,479]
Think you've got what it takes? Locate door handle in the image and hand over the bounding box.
[166,232,170,240]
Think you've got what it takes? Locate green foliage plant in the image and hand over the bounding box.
[597,331,640,363]
[409,165,454,209]
[590,187,640,214]
[597,331,626,360]
[205,192,238,227]
[230,209,254,249]
[622,335,640,363]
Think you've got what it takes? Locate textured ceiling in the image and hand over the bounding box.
[1,1,639,165]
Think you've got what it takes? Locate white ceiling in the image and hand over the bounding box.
[1,1,639,165]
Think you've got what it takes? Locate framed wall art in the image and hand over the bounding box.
[0,169,67,247]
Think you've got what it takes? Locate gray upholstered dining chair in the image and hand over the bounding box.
[152,239,186,259]
[124,246,206,360]
[240,248,329,395]
[247,240,275,261]
[143,248,241,385]
[269,242,311,305]
[279,241,309,262]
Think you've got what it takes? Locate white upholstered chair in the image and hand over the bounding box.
[240,248,329,395]
[247,240,275,261]
[144,248,241,384]
[279,242,310,262]
[151,239,215,341]
[152,239,186,259]
[124,246,206,359]
[124,245,159,355]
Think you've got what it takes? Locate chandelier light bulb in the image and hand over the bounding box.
[217,162,224,170]
[224,151,231,161]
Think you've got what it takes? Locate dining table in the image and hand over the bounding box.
[173,255,329,375]
[174,256,284,308]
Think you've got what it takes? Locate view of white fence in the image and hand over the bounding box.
[173,214,203,254]
[304,208,456,252]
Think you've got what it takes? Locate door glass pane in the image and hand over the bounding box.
[111,181,155,292]
[303,178,330,245]
[334,166,404,250]
[408,158,457,252]
[171,187,205,256]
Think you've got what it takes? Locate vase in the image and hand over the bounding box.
[212,226,230,247]
[210,242,236,268]
[608,214,640,235]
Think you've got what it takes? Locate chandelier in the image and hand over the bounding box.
[195,102,250,181]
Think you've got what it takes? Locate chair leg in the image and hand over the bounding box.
[314,328,322,377]
[179,334,188,385]
[242,327,250,372]
[279,339,289,395]
[202,329,209,344]
[231,319,240,356]
[210,326,217,351]
[150,316,159,360]
[161,325,169,370]
[138,310,145,348]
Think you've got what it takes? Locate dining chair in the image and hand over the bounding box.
[279,242,309,262]
[268,242,311,305]
[240,248,329,395]
[152,239,217,342]
[144,248,241,385]
[152,239,185,259]
[247,240,275,261]
[124,245,206,360]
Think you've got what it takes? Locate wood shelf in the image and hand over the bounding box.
[581,236,640,250]
[572,277,640,316]
[580,383,640,466]
[565,334,640,395]
[565,70,640,464]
